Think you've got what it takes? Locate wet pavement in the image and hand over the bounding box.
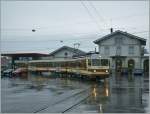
[1,73,149,113]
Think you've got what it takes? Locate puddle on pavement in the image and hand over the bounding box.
[1,72,149,113]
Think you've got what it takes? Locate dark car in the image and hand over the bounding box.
[133,69,143,76]
[3,69,13,77]
[121,68,128,75]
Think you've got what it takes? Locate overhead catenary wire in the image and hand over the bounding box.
[2,30,149,43]
[2,30,149,53]
[80,0,103,34]
[87,1,109,28]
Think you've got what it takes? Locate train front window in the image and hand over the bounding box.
[101,59,109,66]
[88,59,91,66]
[92,59,101,66]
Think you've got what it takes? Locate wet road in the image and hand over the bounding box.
[1,73,149,113]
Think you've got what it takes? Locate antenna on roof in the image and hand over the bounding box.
[74,43,80,49]
[73,43,81,58]
[110,28,113,33]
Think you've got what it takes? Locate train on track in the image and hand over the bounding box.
[27,57,110,79]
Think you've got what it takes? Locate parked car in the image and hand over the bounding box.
[2,69,13,77]
[133,69,143,75]
[12,68,27,76]
[121,68,128,75]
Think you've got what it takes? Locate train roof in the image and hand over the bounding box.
[29,58,87,63]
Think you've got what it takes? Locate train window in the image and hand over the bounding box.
[92,59,100,66]
[88,59,91,66]
[62,62,66,67]
[72,62,76,67]
[101,59,109,66]
[49,63,52,67]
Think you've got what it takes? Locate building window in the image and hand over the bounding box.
[116,46,121,55]
[92,59,100,66]
[128,46,134,55]
[128,59,135,69]
[101,59,109,66]
[115,37,122,44]
[104,46,110,55]
[64,52,68,58]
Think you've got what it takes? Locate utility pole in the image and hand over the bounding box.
[73,43,80,58]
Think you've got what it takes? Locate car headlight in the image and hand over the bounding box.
[94,70,96,72]
[106,70,108,73]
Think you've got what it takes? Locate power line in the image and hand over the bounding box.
[2,30,149,43]
[1,35,99,42]
[132,31,149,34]
[80,0,103,34]
[87,1,109,28]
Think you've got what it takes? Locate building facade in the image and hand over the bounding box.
[43,46,86,59]
[94,30,148,71]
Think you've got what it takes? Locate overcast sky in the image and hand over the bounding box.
[1,1,149,54]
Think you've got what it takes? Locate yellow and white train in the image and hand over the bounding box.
[28,57,110,79]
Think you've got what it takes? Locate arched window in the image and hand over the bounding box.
[128,59,135,69]
[143,59,149,73]
[115,58,122,70]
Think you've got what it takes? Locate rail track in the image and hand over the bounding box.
[35,87,91,113]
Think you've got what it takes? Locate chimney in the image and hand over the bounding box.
[110,28,113,33]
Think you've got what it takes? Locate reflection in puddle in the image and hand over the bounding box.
[2,72,148,113]
[105,88,109,97]
[93,88,97,98]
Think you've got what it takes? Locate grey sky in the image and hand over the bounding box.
[1,1,149,54]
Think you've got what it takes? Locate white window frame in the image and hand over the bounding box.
[116,46,121,56]
[104,46,110,55]
[128,46,134,55]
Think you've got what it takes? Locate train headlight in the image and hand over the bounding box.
[94,70,96,72]
[106,70,108,73]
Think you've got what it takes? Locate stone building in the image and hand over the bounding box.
[94,30,149,72]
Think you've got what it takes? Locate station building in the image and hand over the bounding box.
[42,46,86,59]
[94,30,149,73]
